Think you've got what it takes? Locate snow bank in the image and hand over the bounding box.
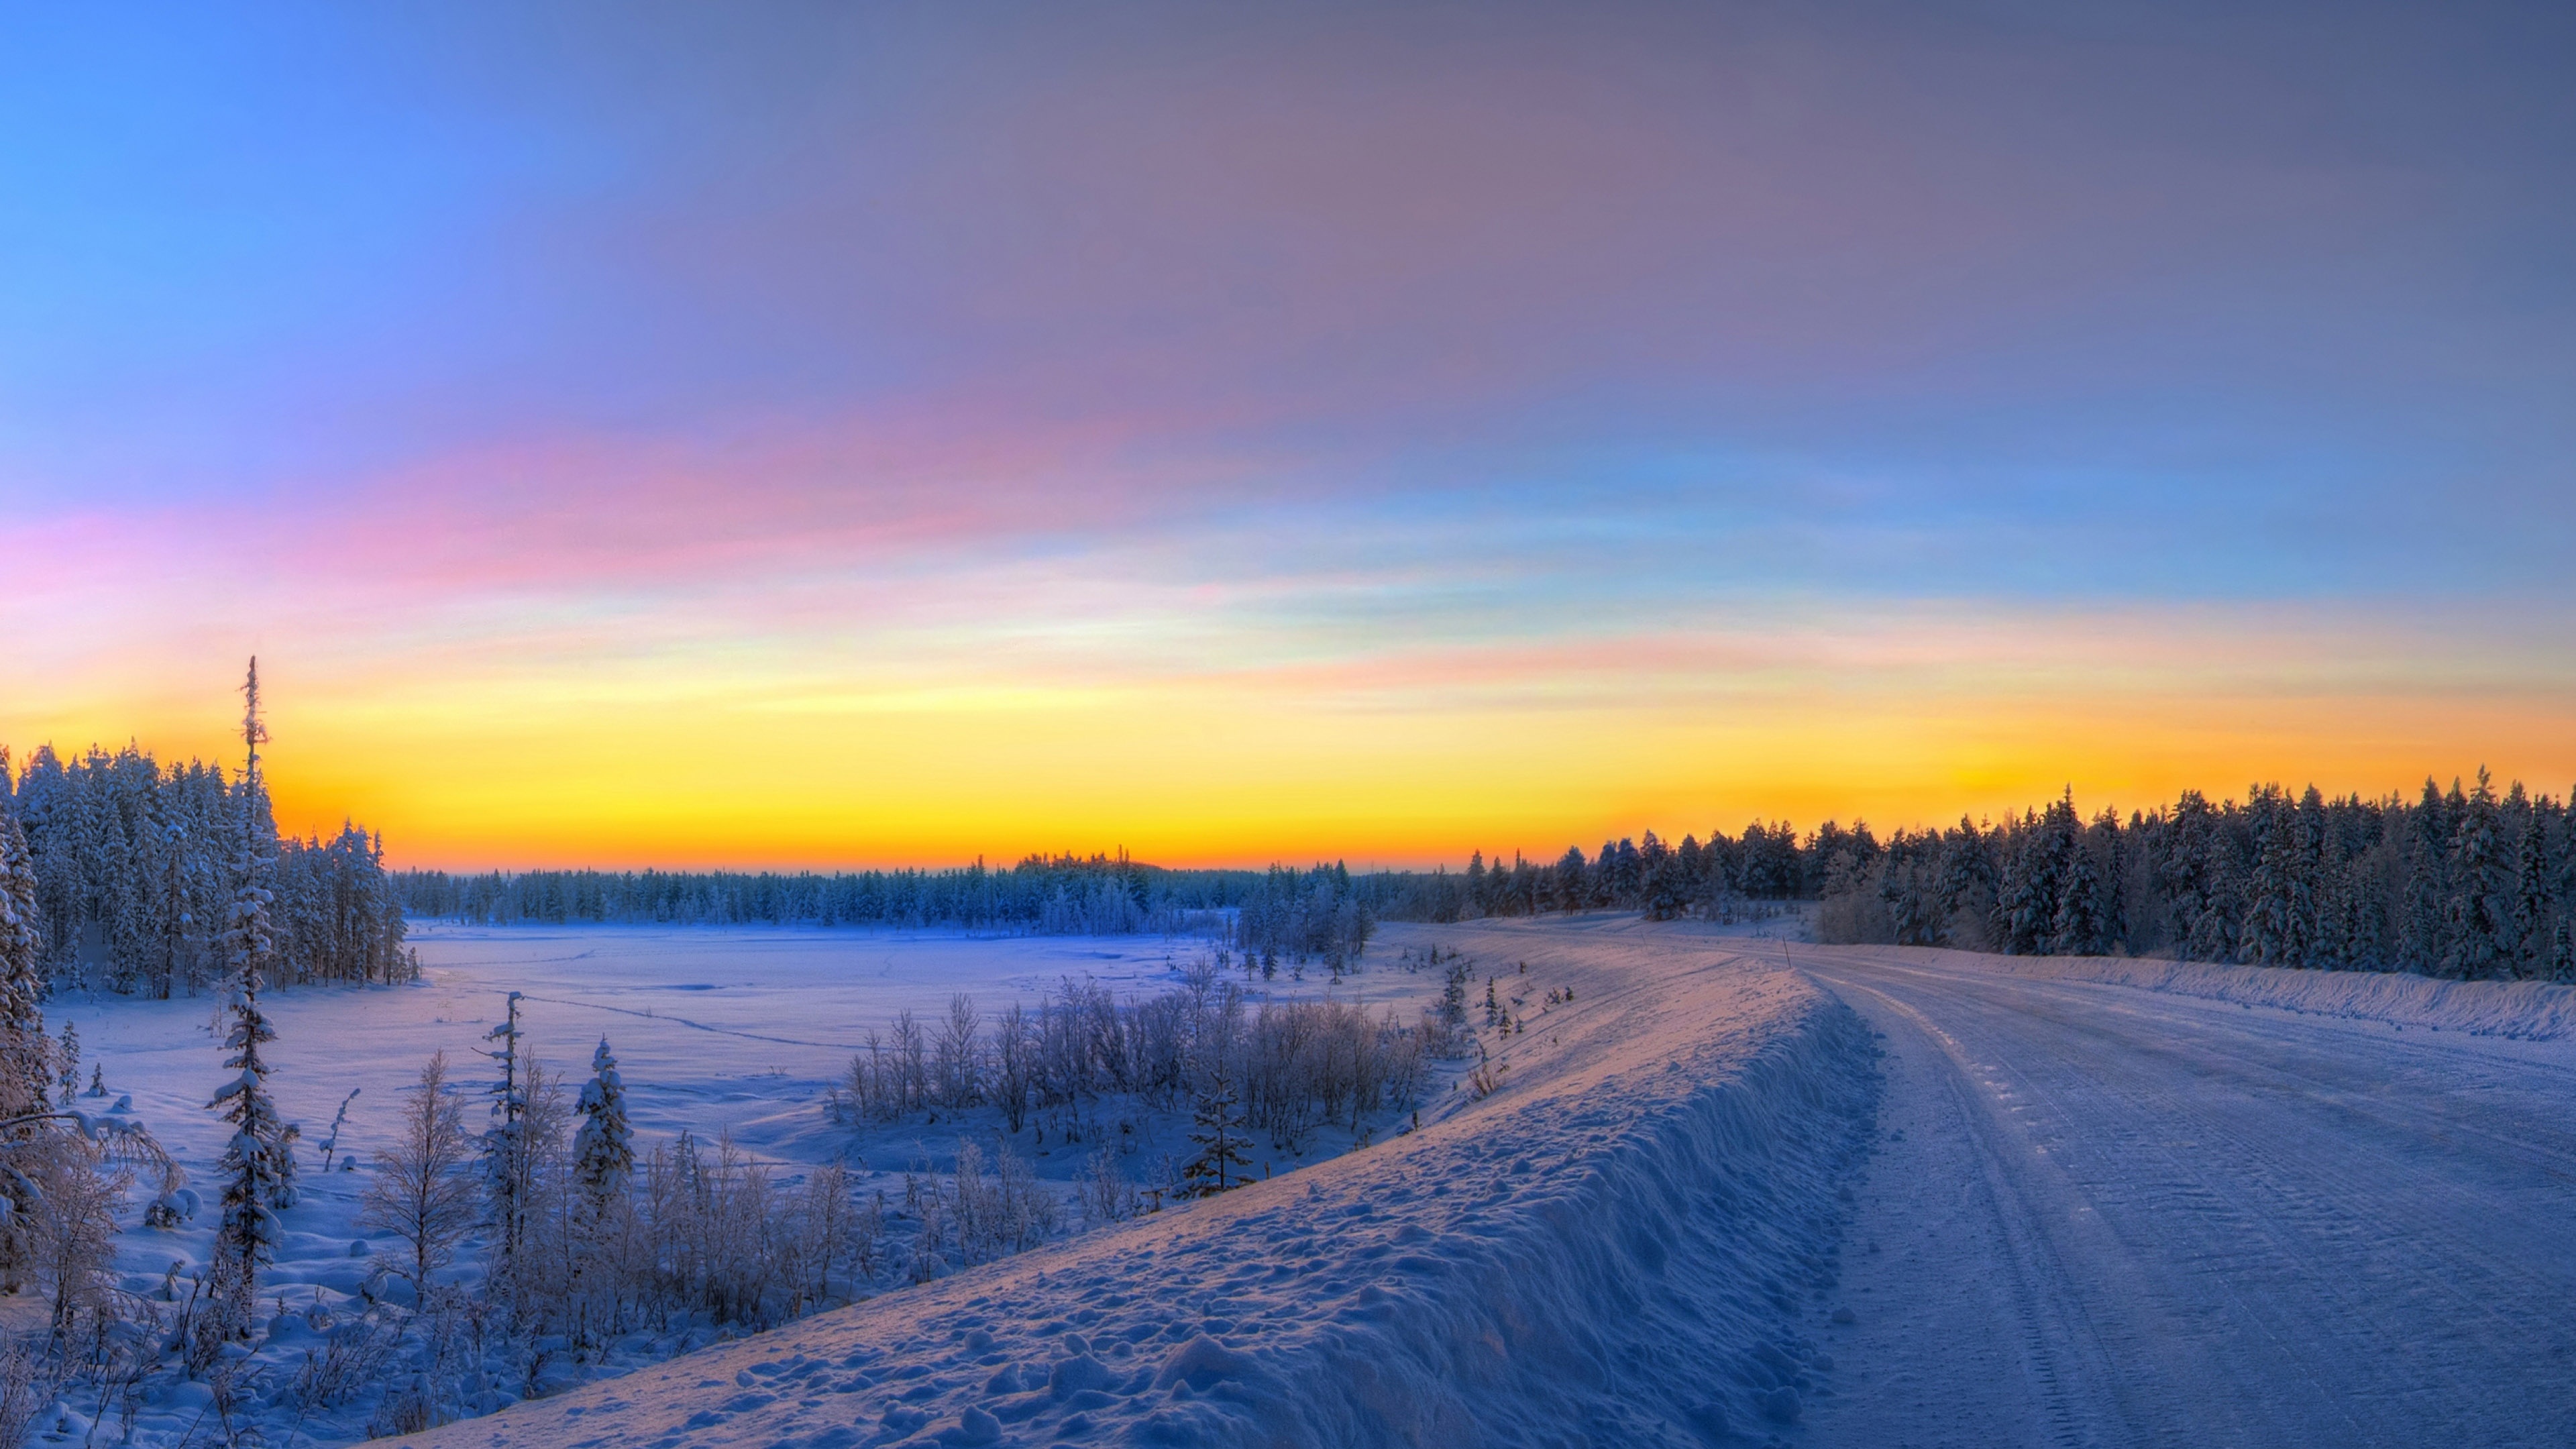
[407,922,1880,1448]
[1951,951,2576,1040]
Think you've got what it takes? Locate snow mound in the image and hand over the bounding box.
[1945,950,2576,1039]
[406,925,1878,1448]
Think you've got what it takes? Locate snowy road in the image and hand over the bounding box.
[1796,946,2576,1449]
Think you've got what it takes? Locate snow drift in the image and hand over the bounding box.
[407,920,1879,1448]
[1927,948,2576,1040]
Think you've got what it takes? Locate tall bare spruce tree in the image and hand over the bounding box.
[207,659,288,1335]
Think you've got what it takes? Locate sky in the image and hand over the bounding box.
[4,0,2573,869]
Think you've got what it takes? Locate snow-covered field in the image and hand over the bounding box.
[52,920,2576,1448]
[48,925,1450,1445]
[407,915,1880,1448]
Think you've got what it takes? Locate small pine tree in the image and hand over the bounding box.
[572,1036,633,1223]
[1438,961,1469,1030]
[481,991,532,1272]
[1179,1072,1250,1199]
[53,1020,76,1109]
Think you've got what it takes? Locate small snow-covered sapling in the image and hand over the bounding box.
[319,1087,361,1170]
[55,1020,78,1107]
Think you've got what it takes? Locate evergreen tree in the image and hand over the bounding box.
[0,798,50,1122]
[1644,848,1688,923]
[53,1020,76,1109]
[2001,800,2076,955]
[1179,1071,1250,1198]
[2509,806,2554,976]
[2243,788,2308,967]
[573,1036,634,1220]
[1554,848,1589,914]
[2403,778,2456,971]
[2443,769,2512,980]
[207,659,286,1333]
[1935,818,1998,947]
[482,990,533,1271]
[2051,833,2107,957]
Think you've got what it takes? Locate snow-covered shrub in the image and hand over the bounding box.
[0,1335,50,1449]
[288,1314,400,1411]
[840,973,1427,1163]
[22,1131,129,1348]
[947,1140,1059,1264]
[361,1051,479,1296]
[932,994,982,1109]
[1079,1146,1137,1226]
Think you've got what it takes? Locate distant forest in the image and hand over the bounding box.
[13,728,2570,989]
[391,769,2576,983]
[395,857,1385,974]
[1362,771,2576,982]
[392,855,1257,934]
[1,743,411,996]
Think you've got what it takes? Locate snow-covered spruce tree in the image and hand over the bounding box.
[2051,829,2108,957]
[1179,1071,1250,1198]
[205,658,299,1340]
[482,990,532,1277]
[53,1021,76,1109]
[572,1036,633,1222]
[2242,788,2305,967]
[2444,769,2512,981]
[0,798,52,1287]
[2402,778,2456,971]
[0,804,49,1124]
[1998,806,2065,956]
[2510,810,2555,975]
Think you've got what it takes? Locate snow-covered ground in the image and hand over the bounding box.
[61,919,2575,1448]
[1796,944,2576,1448]
[405,915,1880,1448]
[44,925,1451,1445]
[1908,944,2576,1039]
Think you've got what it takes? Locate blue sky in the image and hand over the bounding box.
[4,1,2572,864]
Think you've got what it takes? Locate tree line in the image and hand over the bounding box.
[0,742,411,996]
[1358,771,2576,981]
[392,854,1259,935]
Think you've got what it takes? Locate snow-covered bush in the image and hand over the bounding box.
[947,1139,1059,1263]
[840,974,1427,1160]
[359,1051,478,1295]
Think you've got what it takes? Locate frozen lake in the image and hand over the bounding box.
[71,923,1442,1178]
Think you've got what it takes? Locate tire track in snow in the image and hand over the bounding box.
[1819,971,2143,1449]
[1801,947,2576,1449]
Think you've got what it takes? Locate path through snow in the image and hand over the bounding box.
[1798,945,2576,1449]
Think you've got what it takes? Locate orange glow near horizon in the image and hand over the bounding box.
[11,601,2570,873]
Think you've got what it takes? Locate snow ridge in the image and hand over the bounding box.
[411,931,1878,1448]
[1945,949,2576,1039]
